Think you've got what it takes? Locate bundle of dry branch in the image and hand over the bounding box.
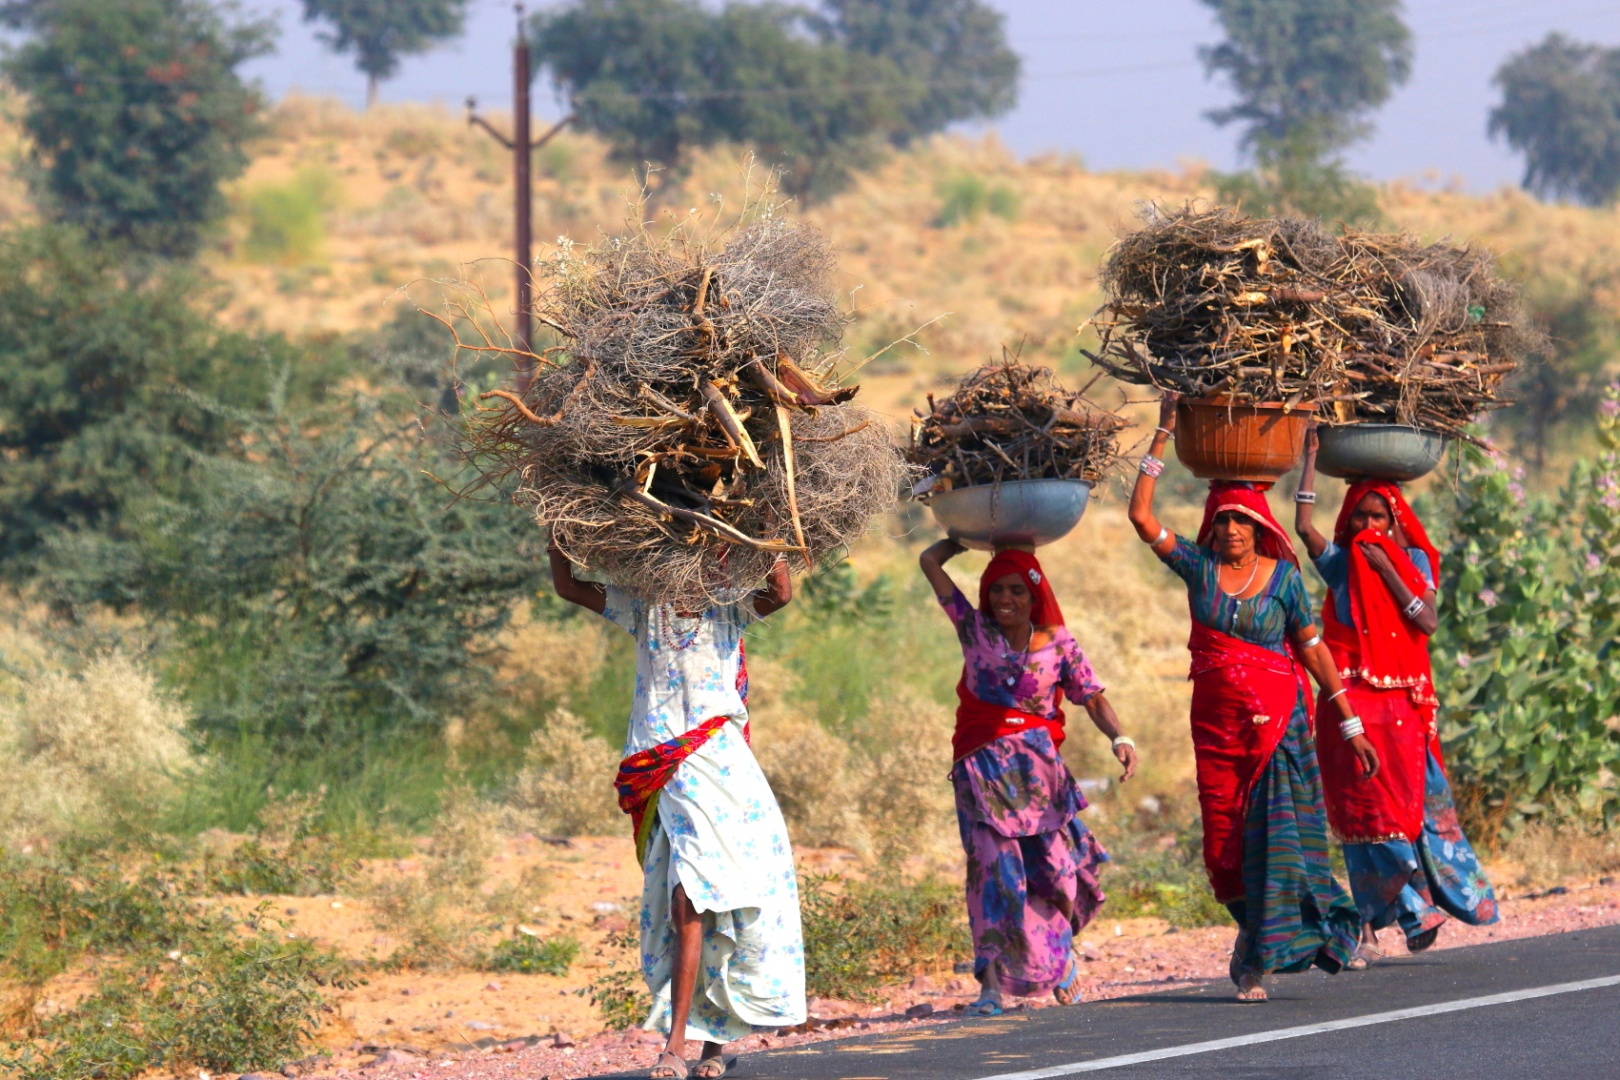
[451,214,905,608]
[1085,205,1536,438]
[908,361,1128,494]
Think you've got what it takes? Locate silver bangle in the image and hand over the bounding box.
[1302,634,1322,649]
[1153,426,1174,440]
[1138,454,1165,478]
[1339,716,1365,740]
[1111,735,1136,750]
[1404,596,1426,619]
[1152,526,1168,546]
[1293,491,1316,504]
[1327,687,1347,702]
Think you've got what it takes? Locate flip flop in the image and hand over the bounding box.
[1408,927,1440,953]
[965,995,1004,1017]
[1053,952,1083,1005]
[650,1051,689,1078]
[1345,942,1382,971]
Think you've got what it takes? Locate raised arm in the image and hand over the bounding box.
[1293,424,1328,559]
[1128,393,1178,557]
[752,556,792,618]
[919,538,966,601]
[547,540,606,614]
[1359,544,1440,636]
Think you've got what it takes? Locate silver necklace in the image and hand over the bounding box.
[1001,625,1034,687]
[1220,557,1261,601]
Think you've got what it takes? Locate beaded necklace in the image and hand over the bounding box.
[654,604,702,651]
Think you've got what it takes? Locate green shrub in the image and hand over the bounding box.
[196,837,355,897]
[0,851,351,1079]
[986,184,1021,222]
[488,932,579,975]
[1430,382,1620,840]
[587,928,650,1028]
[243,167,335,264]
[935,174,1020,227]
[1096,816,1229,929]
[800,872,968,1002]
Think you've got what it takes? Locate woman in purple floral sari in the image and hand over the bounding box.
[919,542,1138,1016]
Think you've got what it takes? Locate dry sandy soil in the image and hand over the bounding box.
[223,833,1620,1080]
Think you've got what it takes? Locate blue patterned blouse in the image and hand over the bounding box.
[1158,538,1315,655]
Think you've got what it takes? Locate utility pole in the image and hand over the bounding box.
[468,3,573,394]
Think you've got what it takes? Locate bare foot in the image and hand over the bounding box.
[1235,973,1267,1002]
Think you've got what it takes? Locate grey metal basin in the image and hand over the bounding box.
[927,479,1093,551]
[1316,424,1450,482]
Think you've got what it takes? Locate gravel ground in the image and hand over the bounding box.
[285,877,1620,1080]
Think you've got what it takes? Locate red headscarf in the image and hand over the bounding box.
[1322,480,1438,713]
[1333,481,1440,587]
[1195,482,1299,566]
[979,549,1066,628]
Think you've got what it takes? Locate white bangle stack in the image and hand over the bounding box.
[1112,735,1136,751]
[1339,716,1365,740]
[1293,490,1316,504]
[1404,596,1426,619]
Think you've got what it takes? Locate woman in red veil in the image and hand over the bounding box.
[1296,429,1499,965]
[1129,395,1370,1002]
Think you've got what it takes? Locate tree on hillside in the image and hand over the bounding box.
[818,0,1019,143]
[0,0,273,258]
[1199,0,1411,221]
[301,0,471,108]
[528,0,1019,199]
[1489,34,1620,207]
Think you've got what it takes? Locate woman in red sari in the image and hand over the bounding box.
[1128,395,1371,1002]
[1295,431,1499,964]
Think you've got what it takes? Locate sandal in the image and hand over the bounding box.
[1408,927,1440,953]
[1053,952,1083,1006]
[692,1054,733,1079]
[965,995,1004,1017]
[650,1051,689,1079]
[1235,973,1268,1003]
[1345,942,1382,971]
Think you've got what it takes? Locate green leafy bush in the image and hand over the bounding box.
[488,932,580,975]
[935,174,1020,227]
[243,167,336,264]
[0,851,352,1079]
[1431,383,1620,838]
[587,928,651,1028]
[800,872,968,1001]
[1095,815,1229,929]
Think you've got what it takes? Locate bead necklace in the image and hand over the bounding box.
[655,604,701,651]
[1000,625,1034,688]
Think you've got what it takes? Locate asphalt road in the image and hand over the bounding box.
[612,925,1620,1080]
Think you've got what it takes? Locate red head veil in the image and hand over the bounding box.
[1334,480,1441,587]
[1195,482,1299,566]
[979,549,1065,628]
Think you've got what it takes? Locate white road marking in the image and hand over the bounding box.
[971,973,1620,1079]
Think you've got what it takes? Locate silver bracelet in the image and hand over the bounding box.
[1293,490,1316,504]
[1339,716,1365,740]
[1152,526,1168,546]
[1404,596,1426,619]
[1111,735,1136,751]
[1153,426,1174,440]
[1302,634,1322,649]
[1138,454,1165,478]
[1327,687,1347,702]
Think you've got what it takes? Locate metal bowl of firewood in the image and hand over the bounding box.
[1315,424,1450,482]
[927,479,1093,551]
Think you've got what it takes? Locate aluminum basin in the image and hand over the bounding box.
[1316,424,1450,482]
[927,479,1092,551]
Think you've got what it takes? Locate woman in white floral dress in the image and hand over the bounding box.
[549,544,805,1079]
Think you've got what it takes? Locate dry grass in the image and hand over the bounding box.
[505,709,622,838]
[0,653,195,848]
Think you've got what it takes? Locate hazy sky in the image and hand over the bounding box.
[240,0,1620,192]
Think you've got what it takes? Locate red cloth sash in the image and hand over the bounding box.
[1187,621,1309,902]
[1316,682,1427,843]
[953,674,1065,763]
[615,716,752,864]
